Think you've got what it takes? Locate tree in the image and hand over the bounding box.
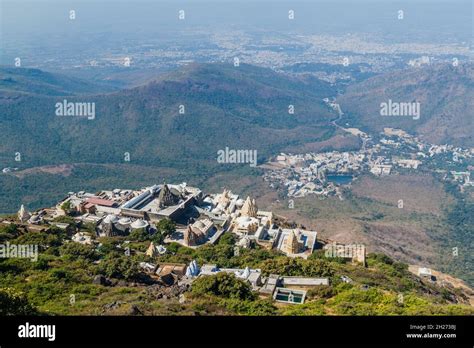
[81,222,97,234]
[0,223,19,242]
[261,257,334,277]
[156,218,175,237]
[191,272,255,300]
[146,219,176,245]
[97,237,120,256]
[0,287,37,315]
[151,231,167,245]
[13,231,64,249]
[60,201,73,215]
[99,255,140,281]
[218,233,235,246]
[129,228,149,242]
[221,298,277,315]
[369,253,394,265]
[0,223,18,235]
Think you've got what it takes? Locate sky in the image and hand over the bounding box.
[1,0,472,41]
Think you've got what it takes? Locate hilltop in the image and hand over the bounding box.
[0,66,117,96]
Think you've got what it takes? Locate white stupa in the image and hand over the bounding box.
[18,204,31,223]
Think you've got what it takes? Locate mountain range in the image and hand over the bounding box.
[0,63,336,170]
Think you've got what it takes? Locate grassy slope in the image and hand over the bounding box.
[0,226,472,316]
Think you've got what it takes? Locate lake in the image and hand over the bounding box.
[326,174,353,185]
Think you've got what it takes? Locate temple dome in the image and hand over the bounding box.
[103,214,119,224]
[118,217,132,225]
[131,219,149,229]
[235,216,258,228]
[28,215,42,224]
[211,207,222,214]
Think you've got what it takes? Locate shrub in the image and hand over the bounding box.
[0,287,37,315]
[12,231,64,249]
[307,285,335,299]
[60,242,98,261]
[60,201,73,215]
[0,224,19,242]
[218,233,235,246]
[54,215,75,224]
[220,298,277,315]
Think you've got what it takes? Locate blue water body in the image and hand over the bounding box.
[327,174,353,185]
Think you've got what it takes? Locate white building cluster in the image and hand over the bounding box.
[16,183,319,260]
[263,127,473,198]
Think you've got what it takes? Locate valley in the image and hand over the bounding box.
[1,60,473,290]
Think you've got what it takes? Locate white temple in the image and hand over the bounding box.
[185,260,200,277]
[240,196,258,218]
[235,266,250,279]
[18,204,31,223]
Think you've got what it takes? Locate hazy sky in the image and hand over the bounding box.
[1,0,472,42]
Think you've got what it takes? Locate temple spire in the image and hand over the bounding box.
[18,204,30,223]
[146,242,158,257]
[184,225,197,246]
[241,196,258,217]
[159,184,178,208]
[284,230,300,254]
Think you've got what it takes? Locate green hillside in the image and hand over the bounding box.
[0,63,336,169]
[338,63,474,148]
